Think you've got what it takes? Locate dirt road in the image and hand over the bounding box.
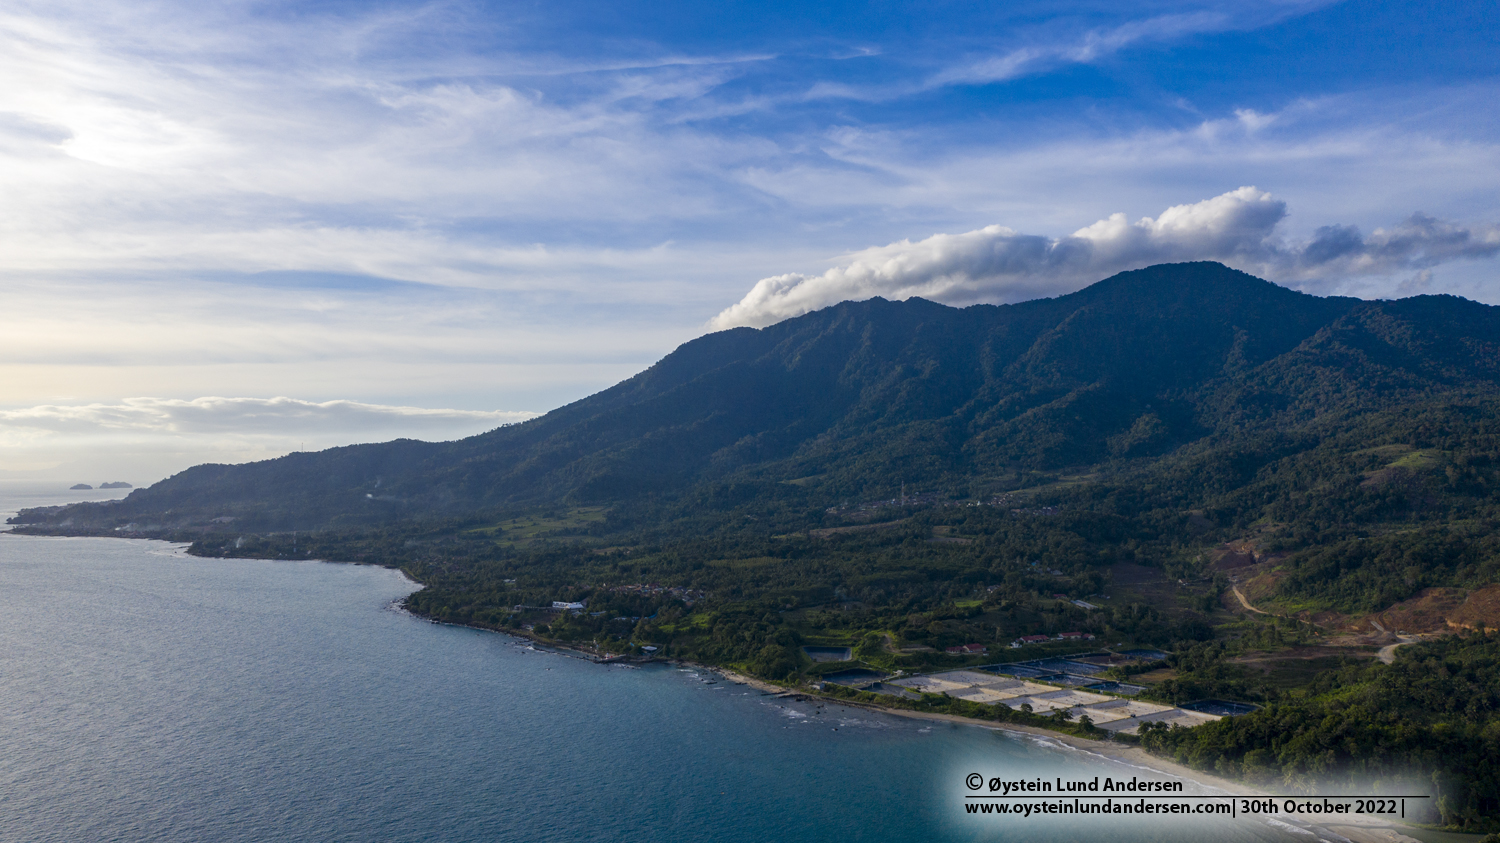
[1232,585,1270,615]
[1377,636,1418,664]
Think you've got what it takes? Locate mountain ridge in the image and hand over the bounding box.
[12,261,1499,532]
[13,261,1500,831]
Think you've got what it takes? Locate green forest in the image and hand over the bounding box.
[1140,633,1500,829]
[160,397,1500,828]
[13,263,1500,830]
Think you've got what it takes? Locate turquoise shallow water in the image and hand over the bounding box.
[0,483,1304,843]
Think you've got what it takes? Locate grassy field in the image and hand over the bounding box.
[464,507,609,546]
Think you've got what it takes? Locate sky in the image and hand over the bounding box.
[1,0,1498,482]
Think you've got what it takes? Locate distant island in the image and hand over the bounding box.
[99,482,133,489]
[69,484,92,490]
[12,262,1500,831]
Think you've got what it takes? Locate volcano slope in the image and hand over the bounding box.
[16,260,1499,531]
[13,261,1500,827]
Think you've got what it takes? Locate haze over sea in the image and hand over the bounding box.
[0,482,1299,843]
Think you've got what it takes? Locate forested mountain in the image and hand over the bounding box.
[14,261,1500,828]
[16,261,1499,532]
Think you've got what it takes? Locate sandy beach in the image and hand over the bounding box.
[703,665,1451,843]
[428,621,1459,843]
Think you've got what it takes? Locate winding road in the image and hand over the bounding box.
[1376,640,1414,664]
[1234,587,1420,665]
[1232,585,1270,615]
[1371,621,1419,664]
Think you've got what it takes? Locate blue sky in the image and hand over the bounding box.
[1,0,1497,480]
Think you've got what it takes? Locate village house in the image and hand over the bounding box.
[944,643,988,655]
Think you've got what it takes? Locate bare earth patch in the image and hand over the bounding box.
[1445,583,1500,631]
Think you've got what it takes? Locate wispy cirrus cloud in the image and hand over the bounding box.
[0,0,1492,303]
[807,4,1334,102]
[924,11,1232,88]
[0,0,1390,290]
[0,0,1496,484]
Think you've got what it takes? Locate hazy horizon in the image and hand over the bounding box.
[3,0,1497,482]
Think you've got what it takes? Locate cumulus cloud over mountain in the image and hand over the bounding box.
[710,188,1500,329]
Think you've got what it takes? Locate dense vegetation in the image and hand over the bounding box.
[1141,633,1500,830]
[11,261,1500,828]
[17,262,1497,533]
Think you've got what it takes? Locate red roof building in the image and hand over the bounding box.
[945,643,988,654]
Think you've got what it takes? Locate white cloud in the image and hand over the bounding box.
[0,396,535,438]
[710,187,1500,329]
[0,397,539,482]
[817,4,1336,101]
[0,4,778,289]
[0,0,1385,295]
[0,0,1496,425]
[927,11,1231,88]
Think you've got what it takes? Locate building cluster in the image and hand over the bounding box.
[1009,632,1094,648]
[1009,506,1059,517]
[511,601,587,615]
[824,489,948,516]
[872,665,1227,735]
[823,490,1069,520]
[944,643,988,655]
[609,584,708,604]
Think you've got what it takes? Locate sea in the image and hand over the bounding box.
[0,481,1351,842]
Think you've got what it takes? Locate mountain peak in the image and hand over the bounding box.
[13,263,1498,532]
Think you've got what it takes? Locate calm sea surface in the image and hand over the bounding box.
[0,482,1306,843]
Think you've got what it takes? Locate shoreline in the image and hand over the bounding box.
[8,531,1465,842]
[526,640,1448,843]
[781,692,1441,843]
[375,607,1457,842]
